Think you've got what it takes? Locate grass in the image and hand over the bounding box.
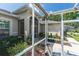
[68,32,79,42]
[71,34,79,42]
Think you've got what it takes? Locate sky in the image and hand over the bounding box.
[41,3,75,13]
[0,3,76,13]
[0,3,26,12]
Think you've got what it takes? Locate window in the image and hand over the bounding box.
[0,20,10,37]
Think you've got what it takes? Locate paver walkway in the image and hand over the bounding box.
[47,37,79,56]
[66,37,79,55]
[67,37,79,46]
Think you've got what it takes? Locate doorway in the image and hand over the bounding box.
[18,19,24,37]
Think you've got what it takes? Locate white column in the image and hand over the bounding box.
[61,13,64,56]
[45,18,47,52]
[31,3,35,56]
[45,18,48,53]
[38,21,40,34]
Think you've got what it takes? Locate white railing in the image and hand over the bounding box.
[15,38,46,56]
[63,19,79,23]
[46,45,52,56]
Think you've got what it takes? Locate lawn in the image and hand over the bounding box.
[67,32,79,42]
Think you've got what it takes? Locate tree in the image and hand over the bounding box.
[47,14,61,21]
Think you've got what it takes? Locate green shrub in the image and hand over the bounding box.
[7,42,28,56]
[39,32,45,38]
[0,40,9,56]
[54,33,61,39]
[48,33,53,38]
[0,36,26,56]
[26,35,32,45]
[47,14,61,21]
[5,36,24,46]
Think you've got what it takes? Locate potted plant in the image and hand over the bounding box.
[39,32,45,39]
[48,33,53,38]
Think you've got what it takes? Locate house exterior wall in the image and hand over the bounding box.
[40,24,45,33]
[0,7,61,38]
[48,23,61,32]
[0,14,18,36]
[48,23,61,36]
[17,10,32,38]
[0,8,40,39]
[17,10,40,38]
[40,23,61,36]
[0,9,61,38]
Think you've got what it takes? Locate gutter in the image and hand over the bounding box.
[0,10,19,18]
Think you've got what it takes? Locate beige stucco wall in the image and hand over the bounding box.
[17,10,40,38]
[48,23,61,32]
[40,23,61,36]
[17,10,32,38]
[0,14,18,36]
[48,23,61,36]
[0,10,61,37]
[40,24,45,33]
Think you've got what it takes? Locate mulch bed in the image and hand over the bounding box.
[24,48,45,56]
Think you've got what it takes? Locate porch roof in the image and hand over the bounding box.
[0,3,79,17]
[34,3,79,16]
